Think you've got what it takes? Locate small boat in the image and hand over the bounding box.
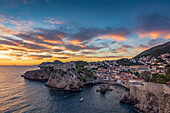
[79,98,83,102]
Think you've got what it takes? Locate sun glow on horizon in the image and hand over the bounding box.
[0,0,170,65]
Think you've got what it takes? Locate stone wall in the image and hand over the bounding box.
[130,82,170,113]
[53,62,76,72]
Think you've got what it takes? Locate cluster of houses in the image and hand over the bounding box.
[84,53,170,85]
[133,53,170,75]
[37,53,169,86]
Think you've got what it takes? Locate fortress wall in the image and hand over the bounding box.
[142,82,164,101]
[130,82,166,99]
[53,63,76,71]
[130,85,146,101]
[130,82,170,112]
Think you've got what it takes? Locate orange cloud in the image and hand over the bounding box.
[56,34,65,39]
[36,35,64,44]
[138,31,170,40]
[0,26,20,35]
[0,15,34,36]
[68,40,85,48]
[43,18,63,24]
[165,35,170,39]
[99,34,126,42]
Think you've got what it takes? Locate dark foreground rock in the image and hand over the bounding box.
[98,84,113,93]
[119,92,138,104]
[134,91,159,113]
[23,66,96,91]
[119,91,161,113]
[160,94,170,113]
[100,84,107,93]
[24,69,51,81]
[45,69,83,91]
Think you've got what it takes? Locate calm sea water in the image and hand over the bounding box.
[0,66,138,113]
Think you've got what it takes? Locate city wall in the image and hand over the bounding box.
[130,82,170,113]
[53,62,76,72]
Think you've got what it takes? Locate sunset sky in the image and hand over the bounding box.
[0,0,170,65]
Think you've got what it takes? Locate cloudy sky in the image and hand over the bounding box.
[0,0,170,65]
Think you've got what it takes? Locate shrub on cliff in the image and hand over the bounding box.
[76,61,94,79]
[151,73,170,84]
[76,61,88,68]
[140,71,151,82]
[77,67,94,78]
[167,67,170,75]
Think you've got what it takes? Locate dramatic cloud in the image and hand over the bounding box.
[70,27,130,42]
[147,38,166,46]
[0,13,169,65]
[65,45,84,52]
[17,29,66,46]
[136,14,170,39]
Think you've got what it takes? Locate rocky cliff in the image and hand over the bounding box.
[23,62,96,91]
[45,68,84,91]
[120,92,159,113]
[120,82,170,113]
[24,67,53,81]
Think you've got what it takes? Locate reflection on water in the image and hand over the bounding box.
[0,66,138,113]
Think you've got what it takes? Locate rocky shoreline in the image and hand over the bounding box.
[23,61,170,113]
[119,83,170,113]
[23,65,102,91]
[119,92,160,113]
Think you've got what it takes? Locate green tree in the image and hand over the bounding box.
[76,61,88,68]
[167,67,170,75]
[140,71,151,82]
[150,73,170,84]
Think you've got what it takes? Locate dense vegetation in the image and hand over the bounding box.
[141,71,151,82]
[76,61,88,68]
[142,68,170,84]
[150,73,170,84]
[76,61,95,81]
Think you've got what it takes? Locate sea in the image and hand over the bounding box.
[0,66,138,113]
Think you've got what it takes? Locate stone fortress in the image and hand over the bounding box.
[53,61,76,71]
[130,82,170,113]
[39,61,76,72]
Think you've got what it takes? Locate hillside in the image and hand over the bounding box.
[134,41,170,58]
[38,60,64,67]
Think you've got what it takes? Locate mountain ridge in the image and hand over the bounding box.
[134,41,170,58]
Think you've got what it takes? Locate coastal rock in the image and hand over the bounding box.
[45,68,83,91]
[107,86,113,91]
[100,85,107,93]
[160,94,170,113]
[119,92,138,104]
[23,61,96,91]
[134,91,159,113]
[24,68,51,81]
[99,84,113,93]
[120,91,161,113]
